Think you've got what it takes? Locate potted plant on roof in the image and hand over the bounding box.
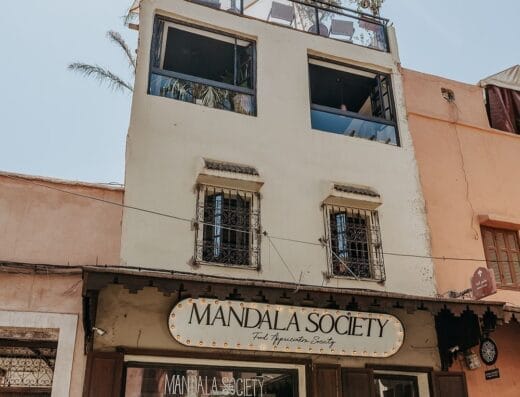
[354,0,385,17]
[221,67,254,116]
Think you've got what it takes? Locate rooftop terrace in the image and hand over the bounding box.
[137,0,391,52]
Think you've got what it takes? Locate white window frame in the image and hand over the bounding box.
[0,311,77,397]
[373,369,432,397]
[124,355,307,397]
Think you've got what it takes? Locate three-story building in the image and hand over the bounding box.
[81,1,507,396]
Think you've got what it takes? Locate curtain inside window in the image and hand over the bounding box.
[486,85,520,134]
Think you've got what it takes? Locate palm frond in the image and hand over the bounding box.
[107,30,136,73]
[68,62,133,92]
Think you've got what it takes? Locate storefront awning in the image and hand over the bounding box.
[82,267,510,321]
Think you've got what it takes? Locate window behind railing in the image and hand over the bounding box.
[149,17,256,116]
[323,204,385,280]
[195,185,261,267]
[0,327,58,396]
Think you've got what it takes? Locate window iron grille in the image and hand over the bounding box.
[195,185,260,268]
[0,339,56,394]
[323,204,385,281]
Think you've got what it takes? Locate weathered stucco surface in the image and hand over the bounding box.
[121,0,435,297]
[459,321,520,396]
[403,68,520,396]
[0,172,123,266]
[0,172,124,396]
[0,273,84,396]
[94,284,441,369]
[402,69,520,307]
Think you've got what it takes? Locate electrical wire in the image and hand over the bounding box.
[2,173,511,264]
[264,233,298,282]
[330,249,360,280]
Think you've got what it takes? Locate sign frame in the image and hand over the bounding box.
[168,298,404,358]
[485,368,500,380]
[471,267,497,300]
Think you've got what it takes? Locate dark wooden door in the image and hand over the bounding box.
[341,368,375,397]
[314,364,342,397]
[432,372,468,397]
[82,351,123,397]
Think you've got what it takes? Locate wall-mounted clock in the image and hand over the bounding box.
[480,337,498,366]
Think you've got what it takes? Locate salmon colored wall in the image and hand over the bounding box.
[403,69,520,396]
[0,172,123,266]
[402,69,520,308]
[0,171,124,396]
[449,321,520,396]
[0,272,85,396]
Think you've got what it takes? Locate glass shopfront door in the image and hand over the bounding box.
[124,362,300,397]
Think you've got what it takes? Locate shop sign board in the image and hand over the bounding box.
[471,267,497,300]
[485,368,500,380]
[168,298,404,357]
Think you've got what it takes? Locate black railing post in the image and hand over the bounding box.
[315,7,320,35]
[383,25,390,52]
[240,0,244,14]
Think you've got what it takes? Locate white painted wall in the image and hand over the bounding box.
[121,0,435,296]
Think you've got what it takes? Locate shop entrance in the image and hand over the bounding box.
[84,353,468,397]
[122,356,306,397]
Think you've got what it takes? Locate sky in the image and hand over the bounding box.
[0,0,519,184]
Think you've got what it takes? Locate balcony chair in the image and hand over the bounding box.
[191,0,222,9]
[268,2,295,26]
[308,23,329,37]
[329,20,355,42]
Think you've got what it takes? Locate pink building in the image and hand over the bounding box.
[404,67,520,397]
[0,172,123,396]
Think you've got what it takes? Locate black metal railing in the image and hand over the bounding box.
[195,185,261,268]
[0,339,56,391]
[187,0,389,52]
[149,68,256,115]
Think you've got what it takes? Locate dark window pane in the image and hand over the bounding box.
[202,191,252,266]
[162,27,253,89]
[374,374,419,397]
[309,64,377,113]
[329,209,372,278]
[149,20,256,116]
[308,62,398,145]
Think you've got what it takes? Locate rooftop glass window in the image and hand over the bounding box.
[309,58,399,145]
[149,18,256,116]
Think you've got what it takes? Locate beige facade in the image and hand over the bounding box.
[82,2,516,396]
[94,284,440,367]
[121,0,436,297]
